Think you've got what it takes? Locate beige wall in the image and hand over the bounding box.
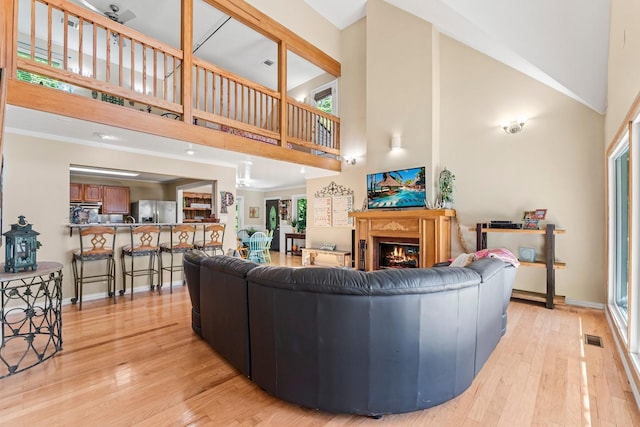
[366,0,435,187]
[605,0,640,145]
[306,3,606,305]
[2,133,237,301]
[439,36,606,304]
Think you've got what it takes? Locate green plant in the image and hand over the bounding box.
[439,168,455,203]
[247,227,258,236]
[291,218,298,231]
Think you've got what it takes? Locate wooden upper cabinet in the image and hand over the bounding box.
[70,183,103,202]
[83,184,103,202]
[102,185,130,214]
[70,183,83,202]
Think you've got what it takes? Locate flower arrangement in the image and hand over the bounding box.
[439,168,455,205]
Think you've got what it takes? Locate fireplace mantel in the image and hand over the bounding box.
[349,209,455,271]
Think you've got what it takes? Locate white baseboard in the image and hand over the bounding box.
[564,298,606,310]
[62,281,184,306]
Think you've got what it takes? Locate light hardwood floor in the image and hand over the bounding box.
[0,252,639,426]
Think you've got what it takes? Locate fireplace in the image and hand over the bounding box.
[350,209,454,271]
[377,238,420,269]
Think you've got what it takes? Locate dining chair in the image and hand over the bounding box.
[237,228,250,258]
[247,231,269,264]
[263,229,274,264]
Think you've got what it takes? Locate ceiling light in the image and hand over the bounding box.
[185,144,195,155]
[93,132,118,140]
[300,167,306,174]
[501,118,527,134]
[69,166,139,177]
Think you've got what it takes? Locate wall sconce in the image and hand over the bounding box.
[391,134,402,150]
[344,157,356,165]
[501,118,527,134]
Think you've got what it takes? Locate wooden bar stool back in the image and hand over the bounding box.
[71,225,117,310]
[194,223,225,255]
[159,224,196,293]
[120,225,161,300]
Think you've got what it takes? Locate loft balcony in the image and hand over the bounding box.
[4,0,342,173]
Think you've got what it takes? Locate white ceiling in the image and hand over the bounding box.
[305,0,610,114]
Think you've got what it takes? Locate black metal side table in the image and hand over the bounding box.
[0,262,63,378]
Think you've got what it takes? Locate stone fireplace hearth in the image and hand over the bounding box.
[350,209,455,271]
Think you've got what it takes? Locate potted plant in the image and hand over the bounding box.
[439,168,455,208]
[291,218,298,233]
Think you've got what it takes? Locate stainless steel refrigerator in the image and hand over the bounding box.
[131,200,177,223]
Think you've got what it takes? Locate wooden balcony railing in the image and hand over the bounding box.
[192,58,281,144]
[16,0,183,116]
[287,98,340,155]
[11,0,340,161]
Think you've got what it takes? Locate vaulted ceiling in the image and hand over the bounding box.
[305,0,610,114]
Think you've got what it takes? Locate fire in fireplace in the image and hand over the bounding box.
[378,241,420,269]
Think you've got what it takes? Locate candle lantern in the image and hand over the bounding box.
[4,215,40,273]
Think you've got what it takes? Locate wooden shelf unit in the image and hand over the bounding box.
[182,192,212,223]
[476,223,565,309]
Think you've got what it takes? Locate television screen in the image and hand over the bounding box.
[367,167,426,209]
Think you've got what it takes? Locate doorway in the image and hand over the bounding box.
[265,199,280,251]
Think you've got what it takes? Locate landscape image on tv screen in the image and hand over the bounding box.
[367,166,426,209]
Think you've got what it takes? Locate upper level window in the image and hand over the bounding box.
[311,80,338,115]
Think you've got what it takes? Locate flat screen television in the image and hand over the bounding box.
[367,166,426,209]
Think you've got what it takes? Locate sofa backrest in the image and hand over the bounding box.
[246,264,482,295]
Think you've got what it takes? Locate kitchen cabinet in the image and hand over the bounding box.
[102,185,130,214]
[182,192,212,222]
[69,183,102,203]
[83,184,103,202]
[70,183,83,202]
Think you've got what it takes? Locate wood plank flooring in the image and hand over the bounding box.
[0,252,639,426]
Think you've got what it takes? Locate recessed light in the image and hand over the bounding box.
[185,149,195,155]
[93,132,117,140]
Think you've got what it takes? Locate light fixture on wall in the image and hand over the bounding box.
[344,157,356,165]
[391,134,402,150]
[185,143,195,155]
[501,118,527,134]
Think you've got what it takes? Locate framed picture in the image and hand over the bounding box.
[249,206,259,218]
[523,219,539,230]
[522,210,536,220]
[534,209,547,220]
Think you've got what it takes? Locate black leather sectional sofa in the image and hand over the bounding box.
[183,251,516,417]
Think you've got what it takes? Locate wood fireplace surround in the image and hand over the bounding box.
[349,209,455,271]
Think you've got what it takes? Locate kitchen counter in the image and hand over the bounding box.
[68,223,209,237]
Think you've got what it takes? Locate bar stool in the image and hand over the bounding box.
[159,224,196,293]
[71,225,117,310]
[120,225,161,300]
[194,223,225,255]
